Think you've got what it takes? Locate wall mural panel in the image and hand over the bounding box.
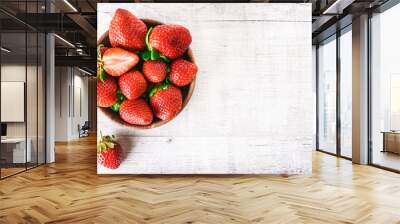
[97,3,313,174]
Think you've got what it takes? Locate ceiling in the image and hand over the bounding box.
[0,0,392,72]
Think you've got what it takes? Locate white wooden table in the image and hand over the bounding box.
[98,3,313,174]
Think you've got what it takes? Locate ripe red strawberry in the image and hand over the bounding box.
[119,99,153,125]
[97,134,121,169]
[150,85,182,121]
[97,77,118,107]
[149,24,192,59]
[142,60,168,83]
[109,8,147,51]
[118,71,147,100]
[169,59,197,86]
[102,47,139,77]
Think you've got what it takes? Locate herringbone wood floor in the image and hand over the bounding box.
[1,135,400,224]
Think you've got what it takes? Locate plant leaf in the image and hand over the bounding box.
[150,49,160,60]
[97,44,104,60]
[97,68,107,82]
[110,90,126,112]
[141,51,151,61]
[160,55,171,63]
[111,101,121,112]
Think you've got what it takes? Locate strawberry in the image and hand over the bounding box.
[102,47,139,77]
[119,70,148,100]
[142,60,168,83]
[109,8,147,51]
[97,134,121,169]
[150,84,182,121]
[169,59,197,86]
[119,99,153,125]
[97,77,118,107]
[149,24,192,59]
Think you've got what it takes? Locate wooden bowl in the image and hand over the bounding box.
[97,19,196,129]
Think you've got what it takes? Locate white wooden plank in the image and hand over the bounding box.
[97,3,313,174]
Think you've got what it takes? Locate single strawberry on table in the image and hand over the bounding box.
[97,77,118,108]
[119,70,148,100]
[97,134,121,169]
[102,47,139,77]
[119,99,153,125]
[142,60,168,83]
[109,8,147,51]
[149,24,192,59]
[169,59,197,86]
[150,83,183,121]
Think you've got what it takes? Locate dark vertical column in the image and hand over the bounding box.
[0,17,2,179]
[316,45,319,150]
[336,30,341,157]
[25,0,28,171]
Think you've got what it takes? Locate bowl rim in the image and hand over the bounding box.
[97,20,196,129]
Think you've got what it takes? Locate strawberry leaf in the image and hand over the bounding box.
[148,80,170,97]
[150,49,160,60]
[139,51,151,61]
[149,87,158,97]
[97,68,107,82]
[97,133,117,153]
[166,66,171,73]
[97,44,104,60]
[111,90,126,112]
[111,102,121,112]
[160,55,171,63]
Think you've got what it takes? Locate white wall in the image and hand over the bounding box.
[55,67,89,141]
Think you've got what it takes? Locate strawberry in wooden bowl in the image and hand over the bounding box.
[97,8,197,129]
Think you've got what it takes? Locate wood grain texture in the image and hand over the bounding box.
[97,3,313,174]
[1,136,400,223]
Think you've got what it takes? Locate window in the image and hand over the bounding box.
[317,36,337,154]
[370,3,400,171]
[339,27,352,158]
[0,1,47,179]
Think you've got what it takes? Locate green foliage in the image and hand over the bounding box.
[138,26,171,63]
[148,77,171,97]
[110,90,126,112]
[97,44,107,82]
[97,133,116,153]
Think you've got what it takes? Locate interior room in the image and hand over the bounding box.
[0,0,399,223]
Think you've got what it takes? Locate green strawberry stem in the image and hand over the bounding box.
[97,133,116,153]
[97,44,107,82]
[111,89,126,112]
[140,26,171,63]
[148,77,171,97]
[97,44,104,59]
[145,27,153,51]
[159,55,171,63]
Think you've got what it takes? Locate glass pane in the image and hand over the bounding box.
[318,37,337,154]
[371,4,400,171]
[26,0,39,169]
[27,31,38,169]
[1,30,27,177]
[38,32,45,165]
[340,29,352,158]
